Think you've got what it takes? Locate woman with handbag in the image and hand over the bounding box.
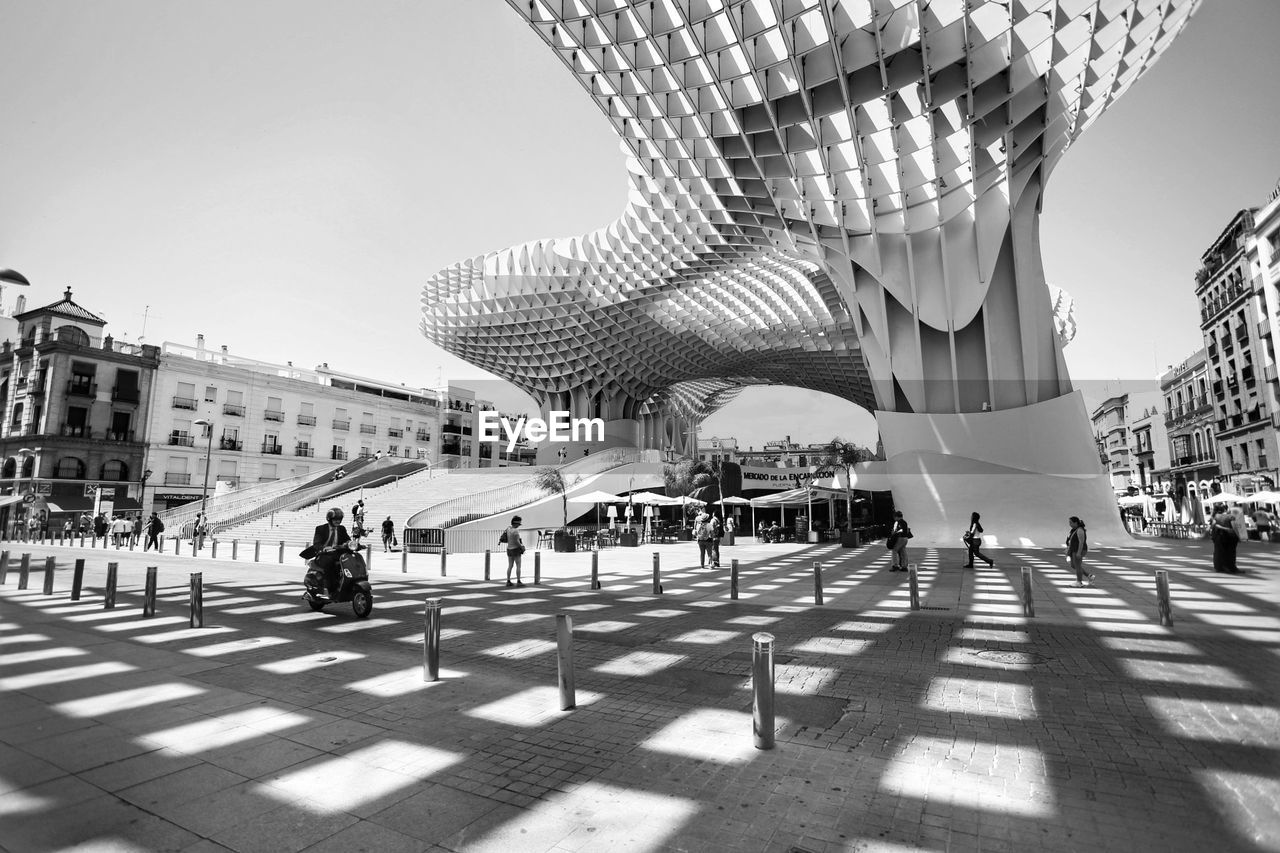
[962,511,995,568]
[501,515,526,587]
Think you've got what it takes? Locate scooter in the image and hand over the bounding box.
[302,547,374,618]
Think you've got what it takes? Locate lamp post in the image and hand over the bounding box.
[193,418,214,547]
[139,467,152,516]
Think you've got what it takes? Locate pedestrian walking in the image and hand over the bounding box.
[887,511,911,571]
[962,511,995,568]
[693,511,716,568]
[1254,507,1275,542]
[144,512,164,552]
[500,515,525,587]
[381,516,395,552]
[709,512,723,568]
[132,515,143,547]
[1211,505,1240,573]
[1067,516,1091,586]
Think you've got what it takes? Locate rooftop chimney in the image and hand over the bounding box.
[196,334,205,351]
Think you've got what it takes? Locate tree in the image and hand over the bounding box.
[534,468,572,529]
[818,437,874,530]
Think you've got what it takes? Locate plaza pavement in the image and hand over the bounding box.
[0,534,1278,853]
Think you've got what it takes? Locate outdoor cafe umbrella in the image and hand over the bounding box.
[719,494,752,531]
[569,490,624,528]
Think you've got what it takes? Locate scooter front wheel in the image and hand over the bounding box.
[351,587,373,619]
[306,595,325,612]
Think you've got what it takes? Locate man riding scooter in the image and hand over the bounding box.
[305,507,352,596]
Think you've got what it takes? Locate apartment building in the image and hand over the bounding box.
[1197,208,1279,496]
[146,337,445,512]
[1159,349,1220,505]
[0,289,159,532]
[1129,404,1170,493]
[697,436,740,465]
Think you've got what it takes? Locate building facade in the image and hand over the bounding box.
[1160,349,1220,508]
[1197,210,1279,496]
[1092,396,1133,492]
[145,338,447,512]
[1130,403,1170,493]
[0,289,159,532]
[1246,179,1280,464]
[697,436,739,465]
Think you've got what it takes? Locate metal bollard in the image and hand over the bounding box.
[908,564,920,610]
[231,540,238,561]
[254,540,261,562]
[1156,570,1173,627]
[210,539,218,559]
[440,546,447,577]
[71,559,85,600]
[189,572,203,628]
[652,551,662,594]
[0,549,8,585]
[812,561,823,605]
[278,541,285,564]
[367,547,373,571]
[42,557,55,595]
[176,536,183,556]
[534,551,541,585]
[556,613,576,710]
[143,567,158,617]
[80,533,85,548]
[484,549,491,581]
[129,534,135,551]
[17,553,31,590]
[423,598,442,682]
[105,562,118,609]
[752,632,776,750]
[590,550,601,590]
[402,547,409,574]
[91,535,98,549]
[731,558,739,599]
[159,534,165,554]
[1021,566,1034,618]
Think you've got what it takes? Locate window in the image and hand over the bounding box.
[217,460,237,483]
[56,325,89,346]
[65,406,89,437]
[101,460,129,481]
[174,381,197,409]
[1241,444,1250,468]
[109,411,132,441]
[388,445,398,456]
[204,385,218,402]
[264,396,284,422]
[261,463,278,481]
[55,457,86,479]
[10,402,23,428]
[224,389,245,417]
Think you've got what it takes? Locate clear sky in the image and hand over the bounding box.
[1,1,1276,452]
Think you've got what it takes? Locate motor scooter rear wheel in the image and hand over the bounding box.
[307,596,325,612]
[352,588,373,618]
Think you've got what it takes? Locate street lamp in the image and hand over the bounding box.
[193,418,214,545]
[16,447,35,539]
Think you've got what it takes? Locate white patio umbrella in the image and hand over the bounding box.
[569,490,624,527]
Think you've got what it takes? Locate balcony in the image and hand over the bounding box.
[172,395,198,410]
[223,404,245,417]
[1261,319,1274,340]
[61,424,90,438]
[67,380,98,397]
[294,447,314,458]
[28,379,46,397]
[296,414,317,426]
[331,449,348,461]
[359,424,376,435]
[1267,364,1278,384]
[442,423,462,435]
[106,430,135,443]
[388,428,403,438]
[442,443,462,456]
[462,426,473,436]
[168,434,195,447]
[415,430,430,441]
[164,472,192,486]
[332,419,350,431]
[219,438,242,451]
[1236,324,1249,343]
[260,443,283,455]
[111,387,140,403]
[263,410,284,423]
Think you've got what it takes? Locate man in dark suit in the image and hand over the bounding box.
[307,507,352,596]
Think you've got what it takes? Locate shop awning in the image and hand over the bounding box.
[0,495,24,509]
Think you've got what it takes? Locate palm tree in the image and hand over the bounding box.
[819,437,873,530]
[534,467,570,529]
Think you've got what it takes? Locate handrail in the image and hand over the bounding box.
[408,447,643,529]
[269,465,444,516]
[158,462,341,532]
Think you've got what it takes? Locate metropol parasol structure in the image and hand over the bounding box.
[422,0,1200,544]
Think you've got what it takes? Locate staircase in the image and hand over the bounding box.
[212,467,536,547]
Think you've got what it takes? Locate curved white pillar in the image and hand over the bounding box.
[877,392,1133,548]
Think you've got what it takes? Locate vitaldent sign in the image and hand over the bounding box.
[478,411,605,452]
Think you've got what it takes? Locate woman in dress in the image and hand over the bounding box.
[1067,516,1091,586]
[962,511,995,568]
